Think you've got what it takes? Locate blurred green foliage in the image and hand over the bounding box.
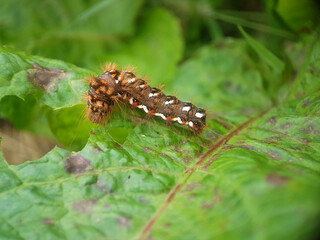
[0,0,318,68]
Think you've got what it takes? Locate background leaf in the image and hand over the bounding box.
[0,37,319,239]
[238,25,284,74]
[106,8,184,86]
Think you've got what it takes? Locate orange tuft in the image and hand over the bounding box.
[123,65,136,73]
[157,84,165,90]
[86,75,96,84]
[83,93,91,101]
[102,62,117,73]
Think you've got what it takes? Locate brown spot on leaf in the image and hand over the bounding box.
[266,116,277,125]
[64,154,92,174]
[117,216,130,228]
[142,147,152,153]
[266,136,282,142]
[290,146,302,151]
[172,145,183,154]
[27,63,67,93]
[222,144,254,151]
[267,150,281,160]
[280,123,293,130]
[42,218,54,225]
[302,124,315,134]
[183,182,202,192]
[298,138,311,144]
[266,174,290,186]
[187,193,196,200]
[163,222,171,228]
[139,197,150,204]
[238,145,255,150]
[170,145,193,164]
[73,199,98,214]
[302,99,312,108]
[93,178,111,194]
[309,66,316,73]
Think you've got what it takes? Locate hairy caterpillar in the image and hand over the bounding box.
[86,64,206,134]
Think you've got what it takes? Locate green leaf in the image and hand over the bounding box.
[287,36,320,101]
[0,51,33,100]
[106,8,184,86]
[172,39,272,124]
[44,104,95,150]
[0,0,144,67]
[0,47,93,149]
[275,0,319,31]
[0,37,320,240]
[67,0,144,36]
[238,26,285,74]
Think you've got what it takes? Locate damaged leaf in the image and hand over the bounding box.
[0,33,320,240]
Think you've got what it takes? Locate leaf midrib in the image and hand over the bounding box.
[136,109,270,239]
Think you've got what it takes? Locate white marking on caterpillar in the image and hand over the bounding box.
[138,105,149,113]
[188,121,194,127]
[165,100,174,105]
[149,92,160,97]
[195,112,204,118]
[129,98,134,105]
[182,106,191,112]
[117,93,121,98]
[154,113,167,120]
[122,94,127,99]
[173,117,183,124]
[128,78,136,83]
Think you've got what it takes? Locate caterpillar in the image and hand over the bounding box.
[86,64,206,134]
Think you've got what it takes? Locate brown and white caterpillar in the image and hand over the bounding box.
[86,64,206,134]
